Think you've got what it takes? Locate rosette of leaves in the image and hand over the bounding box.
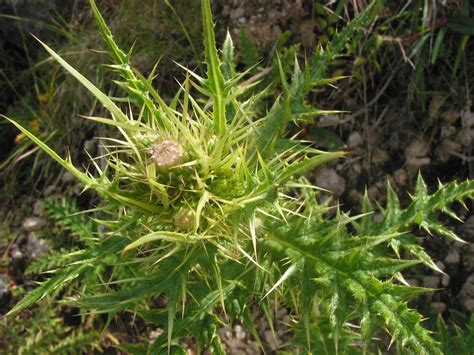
[3,0,474,353]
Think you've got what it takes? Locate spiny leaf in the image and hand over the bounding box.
[201,0,226,134]
[7,265,90,318]
[33,36,130,125]
[2,116,101,190]
[221,31,236,80]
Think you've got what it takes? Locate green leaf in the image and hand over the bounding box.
[221,31,236,80]
[201,0,226,134]
[33,36,130,125]
[123,231,198,252]
[276,151,345,185]
[7,265,90,318]
[2,116,102,190]
[449,16,474,35]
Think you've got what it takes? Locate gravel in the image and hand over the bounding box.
[22,217,46,232]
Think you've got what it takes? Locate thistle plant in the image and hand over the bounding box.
[3,0,474,353]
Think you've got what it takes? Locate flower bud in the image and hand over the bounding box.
[173,208,195,231]
[153,139,184,169]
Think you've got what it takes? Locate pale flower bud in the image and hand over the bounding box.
[153,139,184,169]
[173,208,195,231]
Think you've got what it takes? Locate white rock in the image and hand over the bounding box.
[405,136,430,168]
[461,216,474,239]
[314,168,346,196]
[43,185,57,196]
[464,299,474,312]
[435,261,446,271]
[149,328,163,340]
[264,330,281,351]
[218,326,232,340]
[462,111,474,127]
[393,169,408,186]
[11,248,23,259]
[33,201,44,217]
[459,128,474,147]
[374,213,384,224]
[445,250,460,264]
[372,147,389,165]
[234,324,246,340]
[422,276,440,289]
[0,275,8,296]
[347,132,363,148]
[461,278,474,297]
[441,274,450,287]
[431,302,446,313]
[441,111,460,124]
[26,233,50,260]
[22,217,46,232]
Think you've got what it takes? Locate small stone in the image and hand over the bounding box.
[61,171,76,183]
[22,217,46,232]
[264,330,281,351]
[435,261,446,271]
[374,213,384,223]
[234,324,246,340]
[43,185,57,196]
[33,201,45,217]
[257,317,268,331]
[218,326,232,340]
[441,111,460,124]
[367,185,380,201]
[422,276,440,289]
[0,274,8,296]
[393,169,408,186]
[440,124,456,138]
[276,308,288,319]
[441,274,450,287]
[72,184,83,196]
[464,299,474,312]
[83,139,96,156]
[226,337,245,350]
[247,342,261,354]
[238,17,246,24]
[26,233,50,260]
[314,168,346,196]
[461,277,474,297]
[230,7,244,19]
[431,302,446,313]
[347,132,363,148]
[11,247,23,259]
[351,162,362,175]
[348,189,363,206]
[251,306,261,321]
[149,328,163,340]
[372,147,390,165]
[462,216,474,237]
[459,128,474,148]
[462,111,474,127]
[436,139,461,162]
[445,250,460,264]
[405,136,430,168]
